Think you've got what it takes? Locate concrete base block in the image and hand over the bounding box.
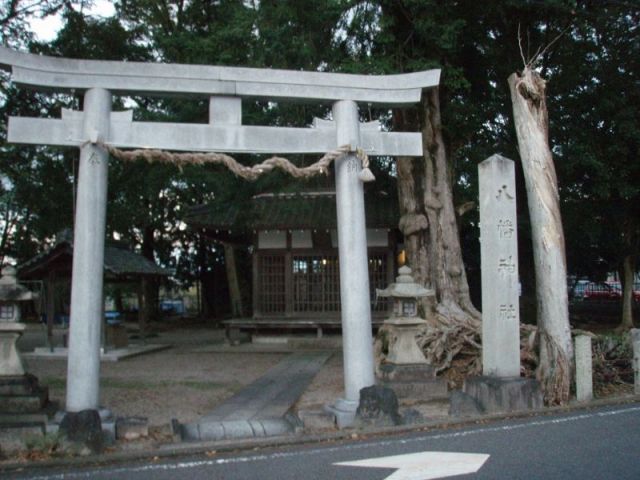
[0,422,46,454]
[116,416,149,440]
[461,376,543,414]
[180,417,295,441]
[325,398,358,429]
[449,390,484,417]
[378,363,448,403]
[226,328,251,345]
[379,363,436,382]
[383,378,448,400]
[297,409,336,430]
[59,409,104,453]
[0,374,48,413]
[355,385,401,428]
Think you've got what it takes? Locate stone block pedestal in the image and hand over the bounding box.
[0,375,51,453]
[0,374,49,413]
[456,376,543,415]
[379,363,448,401]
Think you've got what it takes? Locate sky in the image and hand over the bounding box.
[28,1,116,42]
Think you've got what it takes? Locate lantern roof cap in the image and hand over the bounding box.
[376,266,434,298]
[0,266,36,301]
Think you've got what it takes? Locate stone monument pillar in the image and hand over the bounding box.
[457,155,542,414]
[479,154,521,377]
[327,100,375,428]
[575,335,593,402]
[631,329,640,395]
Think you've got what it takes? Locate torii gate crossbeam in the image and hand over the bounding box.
[0,46,439,431]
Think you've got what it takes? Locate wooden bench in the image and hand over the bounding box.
[223,318,385,343]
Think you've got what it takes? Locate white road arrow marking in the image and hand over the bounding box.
[334,451,490,480]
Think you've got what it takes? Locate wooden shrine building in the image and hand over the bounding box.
[186,191,399,324]
[17,232,171,344]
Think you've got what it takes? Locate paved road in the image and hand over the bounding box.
[6,402,640,480]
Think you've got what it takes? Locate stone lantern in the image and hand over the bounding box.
[376,265,434,364]
[0,266,49,429]
[376,265,447,401]
[0,266,36,377]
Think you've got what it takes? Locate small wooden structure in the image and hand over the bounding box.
[18,233,171,346]
[186,191,399,327]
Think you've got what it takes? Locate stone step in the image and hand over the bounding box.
[0,416,48,454]
[296,409,336,431]
[382,378,449,401]
[401,398,450,418]
[0,413,49,425]
[0,374,44,396]
[379,363,436,382]
[0,388,48,413]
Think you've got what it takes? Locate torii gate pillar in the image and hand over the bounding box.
[65,88,111,420]
[329,100,375,427]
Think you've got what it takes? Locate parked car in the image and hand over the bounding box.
[582,281,640,301]
[583,282,622,301]
[569,279,590,300]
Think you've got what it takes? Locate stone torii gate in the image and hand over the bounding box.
[0,46,439,429]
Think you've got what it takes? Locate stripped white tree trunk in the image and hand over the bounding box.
[508,67,573,404]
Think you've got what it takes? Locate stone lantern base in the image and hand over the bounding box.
[0,321,49,415]
[0,373,49,413]
[377,318,448,401]
[379,363,448,401]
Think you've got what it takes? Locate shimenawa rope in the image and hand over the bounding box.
[89,141,375,182]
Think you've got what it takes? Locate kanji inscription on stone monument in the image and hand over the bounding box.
[479,155,521,378]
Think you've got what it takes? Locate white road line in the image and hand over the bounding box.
[15,405,640,480]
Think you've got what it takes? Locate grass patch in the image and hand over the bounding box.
[42,377,66,389]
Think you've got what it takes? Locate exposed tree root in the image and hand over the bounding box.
[374,320,576,400]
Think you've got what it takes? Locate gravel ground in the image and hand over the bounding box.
[20,322,297,427]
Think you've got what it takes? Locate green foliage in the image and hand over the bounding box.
[24,432,63,456]
[0,0,637,314]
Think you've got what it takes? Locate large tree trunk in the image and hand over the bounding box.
[140,225,159,327]
[508,67,573,405]
[619,254,636,330]
[394,87,481,373]
[223,242,245,318]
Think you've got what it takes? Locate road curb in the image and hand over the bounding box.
[2,394,639,474]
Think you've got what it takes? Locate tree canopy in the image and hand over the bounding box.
[0,0,637,325]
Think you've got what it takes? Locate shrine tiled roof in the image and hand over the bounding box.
[18,235,171,279]
[184,191,399,232]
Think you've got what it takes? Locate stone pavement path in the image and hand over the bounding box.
[181,351,332,441]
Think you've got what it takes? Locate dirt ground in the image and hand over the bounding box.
[18,315,636,430]
[21,323,300,427]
